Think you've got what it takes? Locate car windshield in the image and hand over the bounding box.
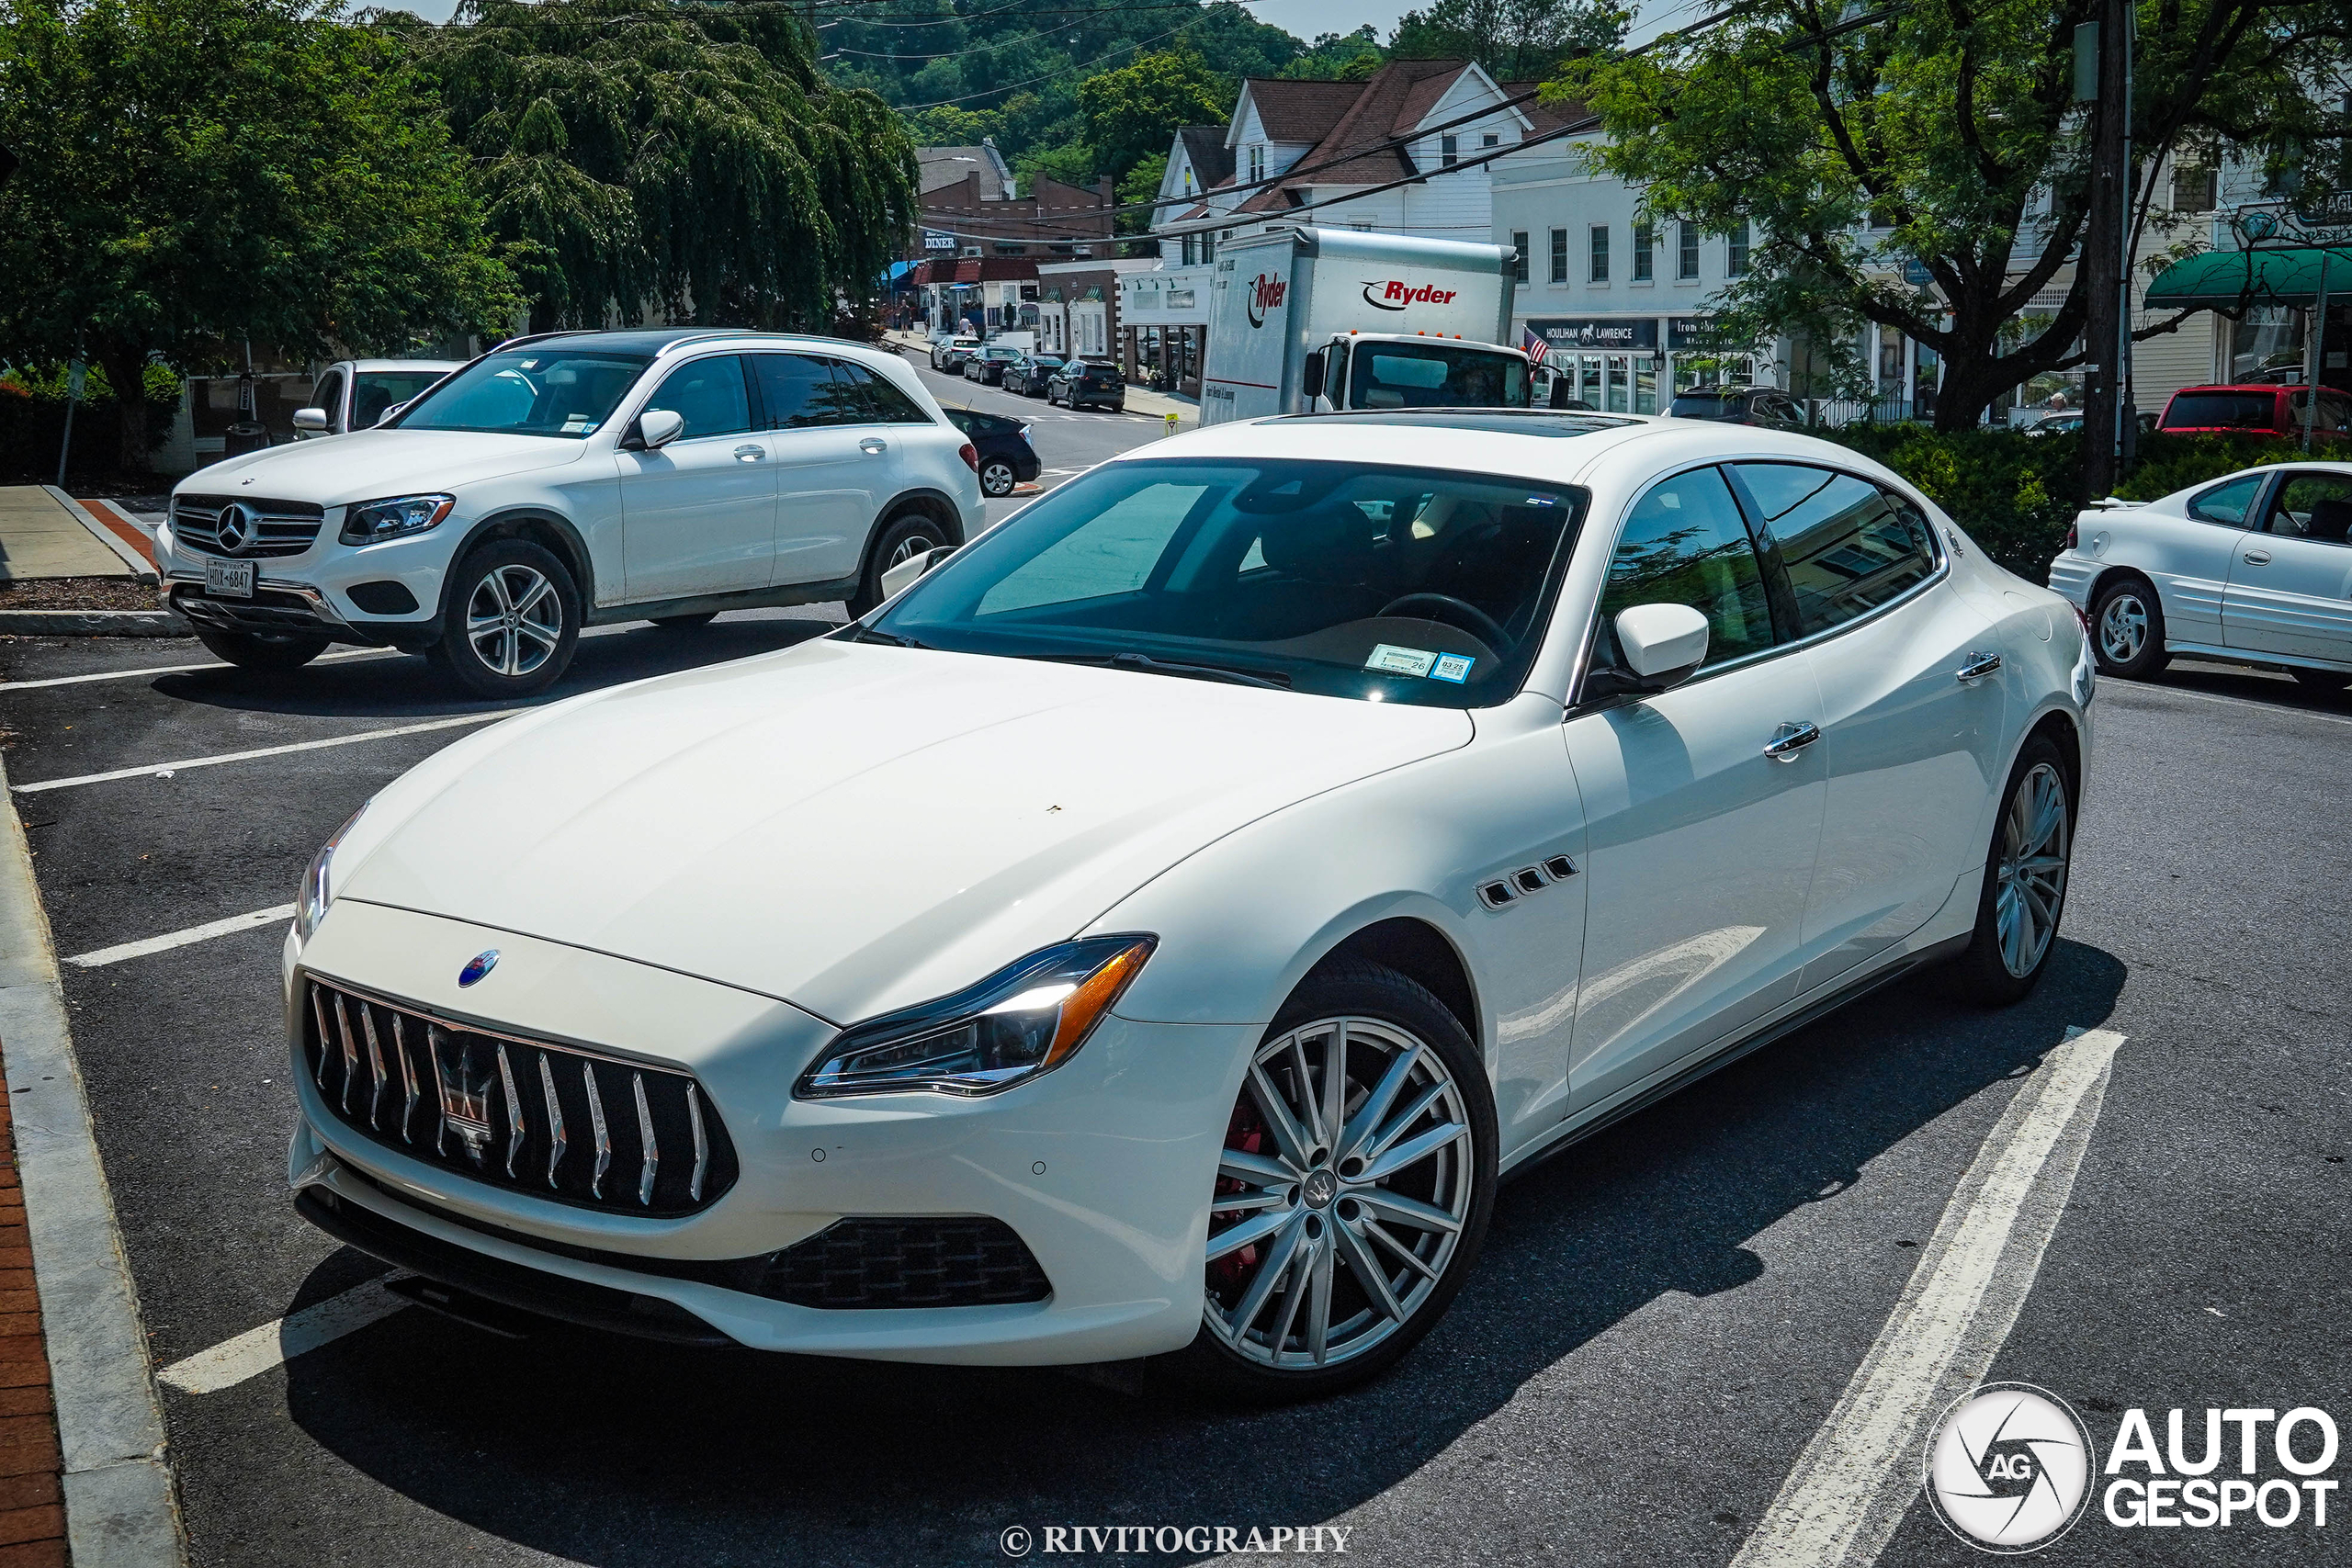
[871,457,1588,708]
[1347,344,1529,410]
[390,347,651,438]
[1668,392,1746,420]
[2164,392,2276,429]
[351,369,447,428]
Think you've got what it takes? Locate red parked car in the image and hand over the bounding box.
[2156,383,2352,444]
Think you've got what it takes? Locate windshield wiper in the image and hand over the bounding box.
[1023,650,1291,690]
[844,624,930,649]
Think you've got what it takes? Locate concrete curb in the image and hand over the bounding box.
[0,611,189,638]
[41,489,159,584]
[0,752,186,1566]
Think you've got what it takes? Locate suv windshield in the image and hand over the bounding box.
[1347,344,1529,410]
[871,457,1587,707]
[1668,391,1746,420]
[392,347,651,438]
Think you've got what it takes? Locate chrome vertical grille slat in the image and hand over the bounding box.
[301,977,737,1217]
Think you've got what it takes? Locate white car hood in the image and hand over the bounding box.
[334,640,1471,1024]
[178,430,591,505]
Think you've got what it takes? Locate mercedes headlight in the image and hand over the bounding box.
[797,936,1156,1098]
[340,493,454,545]
[294,807,365,943]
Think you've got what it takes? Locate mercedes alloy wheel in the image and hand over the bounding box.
[432,539,581,698]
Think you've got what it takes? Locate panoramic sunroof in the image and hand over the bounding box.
[1277,411,1639,436]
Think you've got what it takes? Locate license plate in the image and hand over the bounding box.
[204,558,255,598]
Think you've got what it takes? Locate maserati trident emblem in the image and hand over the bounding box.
[429,1027,496,1164]
[214,502,254,554]
[458,949,499,987]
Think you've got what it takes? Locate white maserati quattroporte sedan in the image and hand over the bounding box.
[286,409,2094,1397]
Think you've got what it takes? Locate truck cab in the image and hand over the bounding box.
[1303,333,1533,412]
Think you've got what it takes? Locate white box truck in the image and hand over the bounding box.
[1198,227,1532,424]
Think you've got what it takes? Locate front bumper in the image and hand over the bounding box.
[287,899,1250,1364]
[157,515,451,643]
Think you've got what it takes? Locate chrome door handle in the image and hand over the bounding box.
[2243,548,2272,565]
[1763,721,1821,761]
[859,437,889,455]
[1957,650,2003,682]
[733,444,766,462]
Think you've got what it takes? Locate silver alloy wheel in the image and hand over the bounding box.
[2098,591,2148,663]
[980,459,1016,497]
[464,563,562,678]
[1204,1015,1474,1370]
[1994,761,2070,977]
[886,529,940,570]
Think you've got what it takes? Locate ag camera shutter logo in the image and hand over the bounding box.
[1923,1382,2097,1553]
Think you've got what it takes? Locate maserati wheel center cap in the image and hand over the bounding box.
[1302,1168,1338,1209]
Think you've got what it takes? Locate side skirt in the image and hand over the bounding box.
[584,575,865,628]
[2164,637,2352,676]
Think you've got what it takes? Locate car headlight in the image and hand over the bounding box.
[294,807,366,943]
[797,935,1155,1099]
[340,493,454,545]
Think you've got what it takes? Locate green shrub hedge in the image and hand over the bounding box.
[1819,425,2294,583]
[0,363,180,483]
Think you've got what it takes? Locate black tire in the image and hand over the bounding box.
[1947,734,2075,1006]
[2290,667,2352,694]
[649,612,718,629]
[1151,958,1498,1404]
[191,624,331,672]
[431,538,581,699]
[2090,577,2169,679]
[978,457,1018,498]
[848,511,950,618]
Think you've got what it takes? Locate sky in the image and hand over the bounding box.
[381,0,1697,49]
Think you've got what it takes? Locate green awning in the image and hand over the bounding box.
[2145,244,2352,309]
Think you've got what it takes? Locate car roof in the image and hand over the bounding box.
[492,328,888,359]
[346,359,463,373]
[2166,384,2298,395]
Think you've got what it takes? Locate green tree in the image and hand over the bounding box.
[0,0,518,467]
[1079,47,1230,187]
[1285,27,1387,80]
[415,0,919,333]
[1392,0,1626,80]
[1558,0,2349,433]
[1116,152,1170,233]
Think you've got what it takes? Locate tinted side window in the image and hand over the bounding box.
[2187,474,2265,527]
[833,360,930,424]
[311,370,345,425]
[752,354,859,429]
[644,355,751,439]
[1735,463,1937,635]
[1598,467,1776,668]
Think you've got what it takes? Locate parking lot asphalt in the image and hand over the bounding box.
[3,486,2349,1568]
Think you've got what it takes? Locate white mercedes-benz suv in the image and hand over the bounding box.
[158,329,986,695]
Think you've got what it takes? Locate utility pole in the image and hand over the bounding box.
[2077,0,2132,499]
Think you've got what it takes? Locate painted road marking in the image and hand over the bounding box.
[64,905,297,969]
[156,1279,410,1396]
[10,710,517,794]
[1730,1026,2127,1568]
[0,647,395,694]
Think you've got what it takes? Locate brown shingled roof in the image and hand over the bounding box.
[1238,78,1369,143]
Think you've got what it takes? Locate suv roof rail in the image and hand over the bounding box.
[492,330,592,351]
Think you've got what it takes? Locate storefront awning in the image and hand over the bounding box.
[2145,245,2352,310]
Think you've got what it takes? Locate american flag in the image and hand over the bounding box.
[1521,326,1549,366]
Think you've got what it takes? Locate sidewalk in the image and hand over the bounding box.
[0,490,142,584]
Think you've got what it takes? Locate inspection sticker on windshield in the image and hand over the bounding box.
[1430,653,1475,683]
[1366,644,1438,678]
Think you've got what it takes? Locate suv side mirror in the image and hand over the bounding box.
[1302,349,1326,401]
[292,407,330,432]
[626,408,685,451]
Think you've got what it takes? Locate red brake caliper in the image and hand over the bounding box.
[1207,1096,1270,1293]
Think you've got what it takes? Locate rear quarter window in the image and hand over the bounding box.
[2164,392,2278,430]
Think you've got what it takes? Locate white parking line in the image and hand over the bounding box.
[156,1279,410,1395]
[64,905,296,969]
[0,647,396,694]
[10,710,517,794]
[1730,1027,2126,1568]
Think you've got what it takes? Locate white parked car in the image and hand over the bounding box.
[158,330,985,696]
[2048,461,2352,692]
[286,410,2092,1397]
[290,358,463,437]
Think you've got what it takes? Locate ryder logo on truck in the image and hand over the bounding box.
[1245,273,1289,328]
[1362,279,1461,311]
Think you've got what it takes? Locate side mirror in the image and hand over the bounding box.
[375,400,412,427]
[292,407,330,432]
[1301,349,1326,401]
[627,408,685,451]
[1548,378,1576,411]
[1614,603,1711,685]
[878,544,957,603]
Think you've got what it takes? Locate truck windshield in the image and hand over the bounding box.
[1347,344,1529,410]
[869,457,1587,709]
[390,348,652,438]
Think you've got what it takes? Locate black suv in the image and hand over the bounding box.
[1047,360,1125,412]
[1666,387,1805,429]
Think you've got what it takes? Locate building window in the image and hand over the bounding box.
[1247,145,1264,184]
[1633,219,1654,281]
[1727,219,1750,276]
[1181,233,1196,265]
[997,243,1027,255]
[1510,231,1530,284]
[1549,228,1568,284]
[1589,225,1610,283]
[1482,132,1499,149]
[1678,221,1699,279]
[1201,233,1215,264]
[1441,134,1458,167]
[2173,165,2216,210]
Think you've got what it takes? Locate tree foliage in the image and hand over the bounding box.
[1393,0,1627,81]
[1080,50,1228,184]
[0,0,518,464]
[412,0,920,333]
[1558,0,2351,432]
